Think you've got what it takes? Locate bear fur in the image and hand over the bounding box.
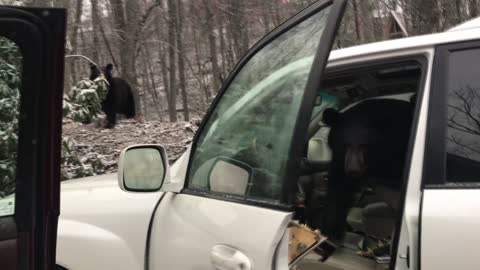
[90,64,135,128]
[321,98,414,241]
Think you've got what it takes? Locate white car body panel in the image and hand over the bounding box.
[328,26,480,66]
[56,173,162,269]
[274,227,290,269]
[422,190,480,270]
[149,192,292,270]
[449,17,480,32]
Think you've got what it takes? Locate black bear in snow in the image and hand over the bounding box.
[321,98,414,241]
[90,63,135,128]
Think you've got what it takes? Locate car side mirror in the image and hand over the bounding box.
[208,157,253,196]
[117,144,169,192]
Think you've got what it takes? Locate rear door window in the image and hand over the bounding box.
[445,47,480,182]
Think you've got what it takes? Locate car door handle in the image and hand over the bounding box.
[210,244,252,270]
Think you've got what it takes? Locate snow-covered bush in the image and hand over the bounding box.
[61,76,109,180]
[61,136,95,180]
[64,77,108,123]
[0,0,23,5]
[0,36,108,191]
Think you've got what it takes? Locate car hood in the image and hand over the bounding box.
[59,172,162,222]
[61,173,118,191]
[57,146,191,269]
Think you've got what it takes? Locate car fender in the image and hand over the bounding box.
[56,173,162,270]
[56,219,139,269]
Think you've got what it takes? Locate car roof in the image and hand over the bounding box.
[328,16,480,64]
[448,17,480,32]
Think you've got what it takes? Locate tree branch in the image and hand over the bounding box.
[138,0,162,35]
[447,136,480,156]
[447,117,480,136]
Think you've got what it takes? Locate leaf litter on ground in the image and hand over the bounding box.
[62,117,199,180]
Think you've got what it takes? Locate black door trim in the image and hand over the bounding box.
[283,0,347,204]
[0,6,65,269]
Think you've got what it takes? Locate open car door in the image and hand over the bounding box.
[0,7,65,270]
[148,1,347,269]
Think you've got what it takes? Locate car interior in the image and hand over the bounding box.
[293,59,423,270]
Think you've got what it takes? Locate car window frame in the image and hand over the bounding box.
[319,54,429,270]
[423,40,480,188]
[0,6,65,269]
[182,0,348,210]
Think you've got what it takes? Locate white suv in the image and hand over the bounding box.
[56,1,480,270]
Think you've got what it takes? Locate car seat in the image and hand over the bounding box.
[346,186,400,243]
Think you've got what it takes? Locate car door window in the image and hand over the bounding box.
[188,7,332,202]
[445,47,480,182]
[0,36,20,217]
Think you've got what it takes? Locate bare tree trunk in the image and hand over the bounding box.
[273,1,282,26]
[456,0,463,21]
[27,0,51,7]
[191,20,210,108]
[98,17,118,69]
[358,0,376,42]
[261,0,271,34]
[215,5,228,81]
[109,0,142,119]
[140,67,149,120]
[227,0,249,62]
[224,24,235,72]
[79,24,87,75]
[334,15,347,48]
[218,20,228,78]
[90,0,101,64]
[469,0,478,18]
[176,0,189,121]
[352,0,363,42]
[221,2,236,72]
[154,13,170,119]
[409,0,441,34]
[124,0,142,119]
[159,46,170,119]
[229,0,249,62]
[61,0,73,94]
[144,45,163,121]
[204,0,221,93]
[108,0,127,72]
[69,0,83,85]
[167,0,178,122]
[140,45,152,121]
